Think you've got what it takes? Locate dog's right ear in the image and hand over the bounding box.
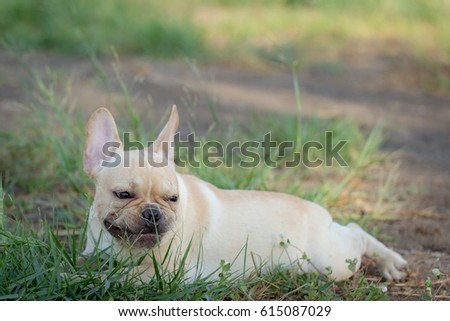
[83,108,122,178]
[151,105,179,165]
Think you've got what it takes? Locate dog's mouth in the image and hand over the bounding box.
[103,218,163,247]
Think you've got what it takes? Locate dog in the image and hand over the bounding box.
[81,106,408,282]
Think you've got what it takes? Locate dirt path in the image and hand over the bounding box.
[1,50,449,299]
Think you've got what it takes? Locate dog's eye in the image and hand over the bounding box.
[113,191,133,199]
[168,195,178,202]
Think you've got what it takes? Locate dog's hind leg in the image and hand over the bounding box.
[321,222,407,281]
[316,222,407,280]
[346,223,408,281]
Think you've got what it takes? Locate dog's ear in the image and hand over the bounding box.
[152,105,179,165]
[84,108,122,177]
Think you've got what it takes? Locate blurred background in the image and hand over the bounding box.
[0,0,449,299]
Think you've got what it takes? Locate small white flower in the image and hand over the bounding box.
[432,268,442,277]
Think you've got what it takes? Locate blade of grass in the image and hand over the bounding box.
[0,177,4,231]
[291,62,303,151]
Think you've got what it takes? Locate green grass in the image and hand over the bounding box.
[196,0,450,57]
[0,0,205,58]
[0,221,391,300]
[1,0,449,64]
[0,50,409,300]
[1,0,449,93]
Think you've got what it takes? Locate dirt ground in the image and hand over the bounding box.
[0,49,449,299]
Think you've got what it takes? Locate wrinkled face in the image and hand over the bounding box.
[94,150,179,248]
[83,106,180,250]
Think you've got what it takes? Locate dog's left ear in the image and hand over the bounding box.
[152,105,179,165]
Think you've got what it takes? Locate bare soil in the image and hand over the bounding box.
[0,49,449,299]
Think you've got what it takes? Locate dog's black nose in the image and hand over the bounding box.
[141,205,162,225]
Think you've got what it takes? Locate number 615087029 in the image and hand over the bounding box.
[260,305,331,317]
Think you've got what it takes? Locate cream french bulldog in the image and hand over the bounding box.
[82,106,408,282]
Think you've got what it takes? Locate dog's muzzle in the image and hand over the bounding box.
[103,204,166,247]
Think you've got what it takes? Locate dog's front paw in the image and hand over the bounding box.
[379,250,408,281]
